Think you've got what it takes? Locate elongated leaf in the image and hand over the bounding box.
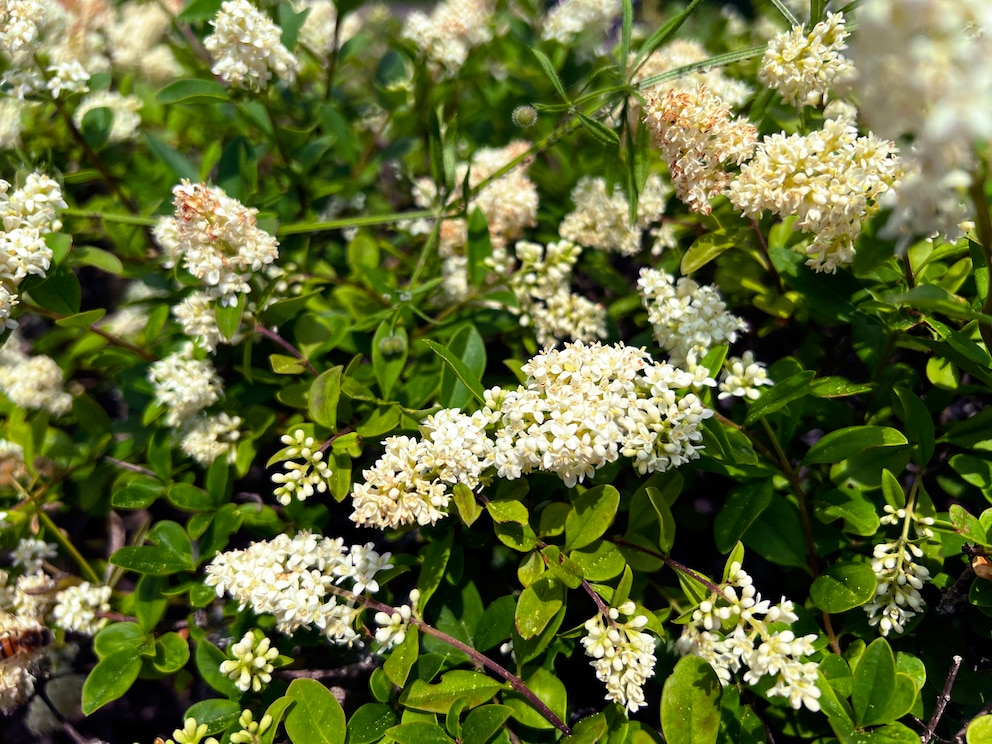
[532,48,569,102]
[661,655,721,744]
[744,370,815,425]
[804,426,908,465]
[309,366,342,430]
[504,668,566,731]
[425,338,485,406]
[82,652,143,714]
[515,575,563,639]
[714,479,773,553]
[852,638,897,727]
[400,670,505,714]
[145,134,199,181]
[158,79,229,104]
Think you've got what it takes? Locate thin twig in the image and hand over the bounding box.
[254,324,318,376]
[922,655,963,744]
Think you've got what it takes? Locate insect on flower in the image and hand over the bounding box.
[0,613,53,662]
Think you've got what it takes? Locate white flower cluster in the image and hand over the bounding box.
[492,342,713,485]
[205,532,392,644]
[0,171,67,329]
[52,581,111,635]
[160,717,218,744]
[0,340,73,416]
[638,267,747,368]
[642,85,757,214]
[172,291,225,353]
[220,631,280,692]
[271,429,333,506]
[351,341,713,528]
[180,413,242,467]
[506,239,608,346]
[204,0,299,90]
[542,0,619,56]
[72,90,143,142]
[676,562,822,712]
[559,175,668,256]
[0,0,44,67]
[850,0,992,241]
[759,12,854,108]
[149,347,224,428]
[165,181,280,307]
[10,572,56,622]
[374,589,420,650]
[864,504,934,636]
[10,537,56,575]
[580,601,657,712]
[351,408,495,529]
[295,0,363,56]
[230,709,273,744]
[728,118,903,272]
[402,0,493,75]
[718,351,773,401]
[46,60,90,98]
[103,1,181,83]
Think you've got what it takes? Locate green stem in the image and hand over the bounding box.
[38,508,102,585]
[253,324,317,376]
[61,208,158,227]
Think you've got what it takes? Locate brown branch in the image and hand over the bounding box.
[253,324,318,376]
[924,654,962,744]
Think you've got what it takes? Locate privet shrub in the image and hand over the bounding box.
[1,0,991,743]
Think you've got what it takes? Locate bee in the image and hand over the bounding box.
[0,615,53,663]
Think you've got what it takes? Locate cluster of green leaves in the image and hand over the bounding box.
[3,0,992,743]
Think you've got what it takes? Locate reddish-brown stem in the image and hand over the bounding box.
[327,585,572,736]
[254,324,318,376]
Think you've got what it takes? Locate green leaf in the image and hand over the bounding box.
[565,484,620,550]
[400,670,505,714]
[372,321,408,398]
[453,483,482,526]
[418,530,454,611]
[892,387,935,466]
[487,498,529,524]
[278,1,310,47]
[151,632,190,674]
[564,712,608,743]
[466,207,493,287]
[216,293,246,341]
[576,111,620,146]
[285,678,347,744]
[804,426,909,466]
[967,715,992,744]
[271,354,308,374]
[55,308,106,329]
[434,326,486,409]
[384,627,420,688]
[110,520,195,575]
[26,263,81,315]
[661,655,722,744]
[461,705,512,744]
[145,134,200,181]
[158,78,230,104]
[532,48,569,102]
[810,562,877,612]
[76,246,126,278]
[681,228,746,275]
[167,482,214,512]
[425,338,485,407]
[348,704,398,744]
[743,496,808,571]
[744,371,815,425]
[195,638,242,698]
[504,668,567,731]
[474,595,515,653]
[950,504,989,545]
[81,652,143,714]
[81,106,113,148]
[308,366,342,430]
[385,723,455,744]
[93,622,152,659]
[177,0,223,21]
[852,639,899,727]
[714,480,773,554]
[570,540,626,581]
[185,699,241,734]
[515,575,563,639]
[814,489,881,536]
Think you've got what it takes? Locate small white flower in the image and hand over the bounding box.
[219,631,280,692]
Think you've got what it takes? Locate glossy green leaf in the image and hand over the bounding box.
[570,540,626,581]
[453,483,482,526]
[285,678,347,744]
[804,426,908,466]
[111,474,165,510]
[461,705,512,744]
[81,652,143,714]
[308,366,342,430]
[110,520,195,575]
[474,595,515,652]
[661,655,721,744]
[432,327,486,409]
[93,622,152,659]
[744,371,815,425]
[504,668,567,731]
[714,479,773,553]
[967,714,992,744]
[814,488,881,536]
[167,482,214,512]
[681,227,746,275]
[515,574,563,639]
[400,670,505,714]
[55,308,106,329]
[565,485,620,550]
[195,638,242,698]
[216,293,246,341]
[348,704,399,744]
[418,530,454,611]
[26,263,81,315]
[185,699,241,734]
[564,712,607,743]
[852,638,899,727]
[810,562,876,612]
[384,627,420,688]
[385,722,455,744]
[949,504,989,545]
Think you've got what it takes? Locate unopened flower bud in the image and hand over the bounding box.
[512,105,537,128]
